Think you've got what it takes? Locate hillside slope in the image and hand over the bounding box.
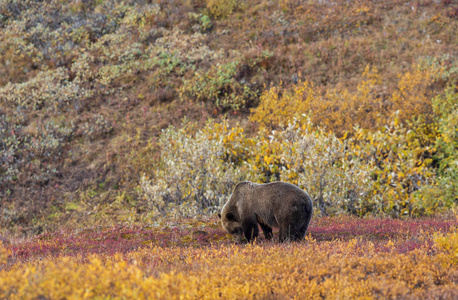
[1,0,457,235]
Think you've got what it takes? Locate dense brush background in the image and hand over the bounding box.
[1,1,458,299]
[1,0,457,236]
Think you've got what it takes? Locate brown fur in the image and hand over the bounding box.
[218,181,313,242]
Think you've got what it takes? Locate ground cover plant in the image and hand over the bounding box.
[1,215,457,299]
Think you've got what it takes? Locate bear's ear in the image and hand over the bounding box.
[217,213,221,219]
[226,212,236,221]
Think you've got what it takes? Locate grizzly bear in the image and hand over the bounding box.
[218,181,313,242]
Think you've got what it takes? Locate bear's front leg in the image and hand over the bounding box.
[259,223,273,240]
[255,213,273,240]
[242,219,259,242]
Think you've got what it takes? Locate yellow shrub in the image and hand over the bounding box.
[351,117,439,216]
[319,66,383,134]
[434,221,458,266]
[0,243,10,265]
[249,80,316,131]
[391,65,439,123]
[250,65,441,136]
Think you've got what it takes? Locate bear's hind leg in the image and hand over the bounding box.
[279,224,305,242]
[292,219,311,241]
[291,226,307,241]
[291,211,312,241]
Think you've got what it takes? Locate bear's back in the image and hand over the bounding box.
[258,181,309,200]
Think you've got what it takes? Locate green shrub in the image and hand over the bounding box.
[180,61,257,110]
[153,29,222,64]
[206,0,239,19]
[188,12,212,32]
[0,68,91,111]
[276,119,375,216]
[140,120,247,217]
[432,85,458,210]
[81,114,113,141]
[0,116,74,188]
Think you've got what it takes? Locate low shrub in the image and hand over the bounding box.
[81,114,113,141]
[431,85,458,210]
[140,120,247,217]
[205,0,240,19]
[180,60,258,110]
[0,116,74,189]
[276,120,375,216]
[0,68,91,111]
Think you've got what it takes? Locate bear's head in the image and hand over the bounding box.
[218,211,243,242]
